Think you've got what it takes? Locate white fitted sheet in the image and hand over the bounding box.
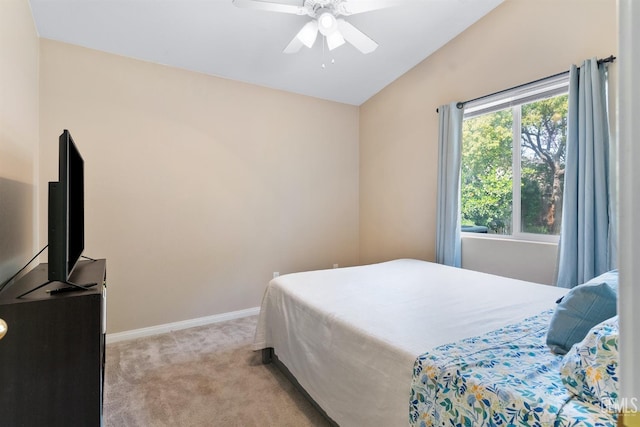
[253,259,567,426]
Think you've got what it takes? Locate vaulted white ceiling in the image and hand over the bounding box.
[28,0,503,105]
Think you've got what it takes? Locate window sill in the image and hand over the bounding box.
[461,232,559,246]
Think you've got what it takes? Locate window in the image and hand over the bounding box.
[460,74,569,242]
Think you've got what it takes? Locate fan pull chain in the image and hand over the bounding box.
[321,36,335,70]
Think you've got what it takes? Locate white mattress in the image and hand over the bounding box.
[253,259,568,427]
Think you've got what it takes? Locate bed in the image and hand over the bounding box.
[410,310,618,426]
[253,259,617,426]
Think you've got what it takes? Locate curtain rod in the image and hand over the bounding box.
[435,55,616,113]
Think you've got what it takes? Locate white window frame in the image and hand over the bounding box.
[462,73,570,244]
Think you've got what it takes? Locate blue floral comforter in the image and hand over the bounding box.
[409,310,616,427]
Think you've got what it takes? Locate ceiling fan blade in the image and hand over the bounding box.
[232,0,307,15]
[336,19,378,54]
[335,0,400,16]
[284,20,318,53]
[283,36,304,54]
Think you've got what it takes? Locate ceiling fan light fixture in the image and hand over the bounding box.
[317,11,337,36]
[326,30,345,50]
[296,20,319,48]
[234,0,392,56]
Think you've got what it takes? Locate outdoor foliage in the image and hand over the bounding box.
[461,109,513,233]
[461,94,568,235]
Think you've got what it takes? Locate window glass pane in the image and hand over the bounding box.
[520,94,568,235]
[461,109,513,235]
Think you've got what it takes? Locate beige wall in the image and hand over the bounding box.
[0,0,39,283]
[359,0,617,282]
[462,237,558,284]
[39,40,359,333]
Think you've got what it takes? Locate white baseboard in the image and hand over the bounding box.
[105,306,260,344]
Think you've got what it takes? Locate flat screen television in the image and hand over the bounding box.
[48,129,85,283]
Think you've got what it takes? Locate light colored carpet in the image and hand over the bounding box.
[104,315,331,427]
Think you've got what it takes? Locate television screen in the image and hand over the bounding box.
[48,130,84,282]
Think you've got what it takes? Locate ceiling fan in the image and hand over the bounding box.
[232,0,399,54]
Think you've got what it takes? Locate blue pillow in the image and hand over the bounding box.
[546,270,618,354]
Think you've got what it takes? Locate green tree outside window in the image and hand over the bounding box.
[461,94,568,237]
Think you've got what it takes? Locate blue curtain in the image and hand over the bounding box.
[556,58,613,288]
[436,103,464,267]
